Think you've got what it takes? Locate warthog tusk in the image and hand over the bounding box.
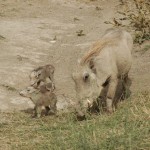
[87,99,93,108]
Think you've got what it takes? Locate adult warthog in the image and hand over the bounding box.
[72,28,133,118]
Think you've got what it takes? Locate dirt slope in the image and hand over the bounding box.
[0,0,149,112]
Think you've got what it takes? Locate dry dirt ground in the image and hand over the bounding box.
[0,0,149,112]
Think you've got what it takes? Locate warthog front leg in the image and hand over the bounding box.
[106,77,118,113]
[45,106,50,116]
[49,105,57,115]
[34,105,42,118]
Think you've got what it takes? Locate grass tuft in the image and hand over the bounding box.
[0,92,150,150]
[105,0,150,44]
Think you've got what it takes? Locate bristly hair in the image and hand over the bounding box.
[80,38,115,65]
[80,32,121,65]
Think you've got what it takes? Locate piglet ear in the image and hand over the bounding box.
[37,70,42,77]
[29,71,36,78]
[45,83,52,91]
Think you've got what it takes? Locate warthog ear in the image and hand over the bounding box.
[89,59,96,74]
[102,76,111,87]
[37,70,42,77]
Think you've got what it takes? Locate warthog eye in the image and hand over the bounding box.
[27,89,30,92]
[83,73,89,82]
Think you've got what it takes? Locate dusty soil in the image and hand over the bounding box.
[0,0,149,112]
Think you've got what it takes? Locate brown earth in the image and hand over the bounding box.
[0,0,149,112]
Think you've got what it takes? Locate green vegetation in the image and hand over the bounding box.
[122,0,150,44]
[105,0,150,44]
[0,92,149,150]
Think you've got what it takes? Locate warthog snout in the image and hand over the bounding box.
[76,110,86,121]
[19,86,36,98]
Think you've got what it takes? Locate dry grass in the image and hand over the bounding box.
[105,0,150,44]
[0,92,150,150]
